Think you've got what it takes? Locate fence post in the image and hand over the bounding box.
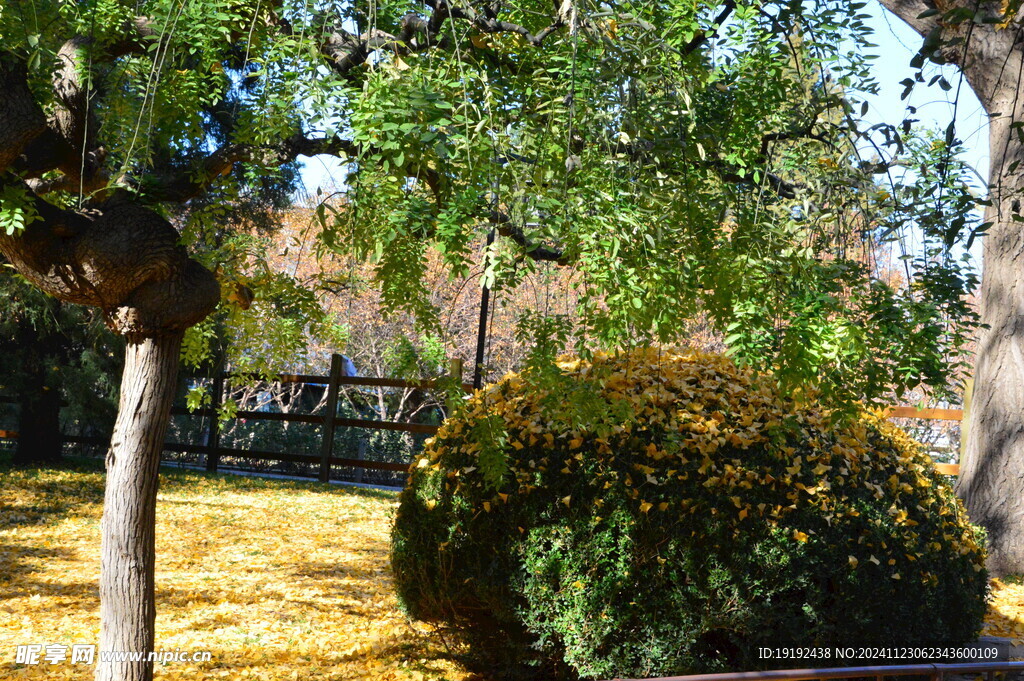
[449,357,464,384]
[319,353,343,483]
[354,436,366,485]
[205,370,224,473]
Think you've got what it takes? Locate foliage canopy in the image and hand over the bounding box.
[0,0,982,405]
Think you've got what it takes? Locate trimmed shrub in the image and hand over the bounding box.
[391,349,987,679]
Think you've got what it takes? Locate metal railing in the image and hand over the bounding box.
[613,661,1024,681]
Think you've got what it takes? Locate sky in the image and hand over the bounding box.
[860,4,989,181]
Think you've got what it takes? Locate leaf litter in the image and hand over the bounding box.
[0,465,476,680]
[3,463,1024,676]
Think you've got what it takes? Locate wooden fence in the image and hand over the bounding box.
[164,354,472,482]
[0,354,470,483]
[0,374,965,481]
[883,406,962,476]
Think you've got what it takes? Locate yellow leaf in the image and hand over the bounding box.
[483,501,491,512]
[425,499,437,511]
[793,530,808,543]
[848,555,858,568]
[639,501,653,513]
[561,495,571,508]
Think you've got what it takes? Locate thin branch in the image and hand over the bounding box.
[681,0,736,56]
[321,0,566,78]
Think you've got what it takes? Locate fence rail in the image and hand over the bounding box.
[1,371,966,481]
[882,406,963,476]
[0,354,466,481]
[183,354,467,480]
[884,407,963,421]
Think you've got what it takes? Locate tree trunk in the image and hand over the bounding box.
[955,86,1024,576]
[97,333,182,681]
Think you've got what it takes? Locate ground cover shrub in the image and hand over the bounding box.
[391,348,988,679]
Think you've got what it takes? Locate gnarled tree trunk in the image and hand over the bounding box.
[0,52,220,679]
[98,334,183,681]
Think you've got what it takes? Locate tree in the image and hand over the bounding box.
[878,0,1024,575]
[0,0,982,678]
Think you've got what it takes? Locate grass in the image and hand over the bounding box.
[0,455,476,680]
[3,455,1024,680]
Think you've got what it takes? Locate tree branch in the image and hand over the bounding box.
[321,0,566,78]
[681,0,736,55]
[490,210,568,264]
[0,58,48,174]
[876,0,940,39]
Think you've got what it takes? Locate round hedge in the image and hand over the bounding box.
[391,349,987,679]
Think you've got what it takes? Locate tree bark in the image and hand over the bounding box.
[97,333,183,681]
[878,0,1024,575]
[955,86,1024,576]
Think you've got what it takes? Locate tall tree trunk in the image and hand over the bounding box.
[97,333,182,681]
[956,88,1024,576]
[878,0,1024,575]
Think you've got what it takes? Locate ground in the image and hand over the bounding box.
[0,460,476,680]
[1,459,1022,680]
[986,580,1024,644]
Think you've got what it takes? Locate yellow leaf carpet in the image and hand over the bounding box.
[2,463,1022,679]
[1,465,474,680]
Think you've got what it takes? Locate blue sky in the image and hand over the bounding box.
[860,4,988,181]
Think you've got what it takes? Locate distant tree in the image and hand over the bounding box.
[0,269,120,466]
